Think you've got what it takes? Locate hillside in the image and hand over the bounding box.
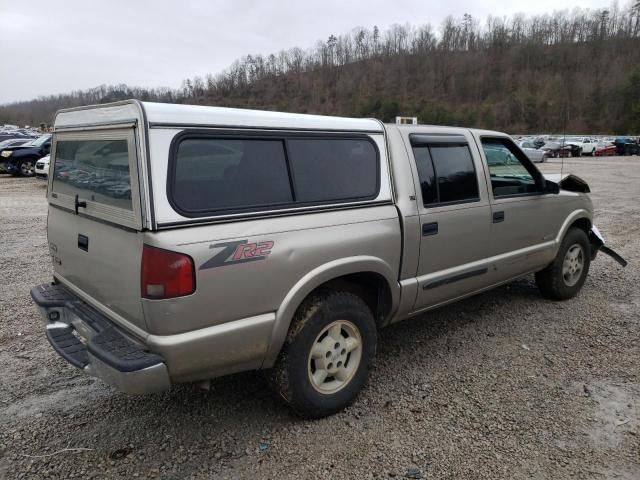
[2,3,640,133]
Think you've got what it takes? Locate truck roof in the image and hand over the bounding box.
[54,100,385,133]
[388,123,507,138]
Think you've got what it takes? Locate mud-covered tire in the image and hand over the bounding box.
[267,290,376,419]
[535,227,591,300]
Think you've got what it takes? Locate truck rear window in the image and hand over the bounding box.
[52,139,132,210]
[170,135,379,216]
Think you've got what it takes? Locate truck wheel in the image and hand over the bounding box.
[535,227,590,300]
[17,159,36,177]
[268,290,376,418]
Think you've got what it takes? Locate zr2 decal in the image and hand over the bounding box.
[199,239,274,270]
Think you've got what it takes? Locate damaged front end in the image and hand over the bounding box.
[588,225,628,267]
[544,173,628,268]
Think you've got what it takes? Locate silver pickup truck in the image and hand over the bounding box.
[31,101,625,418]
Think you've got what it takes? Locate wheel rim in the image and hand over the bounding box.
[562,243,585,287]
[20,161,34,176]
[308,320,362,394]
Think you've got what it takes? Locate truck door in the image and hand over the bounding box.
[476,136,564,281]
[404,133,493,311]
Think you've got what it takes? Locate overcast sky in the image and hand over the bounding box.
[0,0,610,104]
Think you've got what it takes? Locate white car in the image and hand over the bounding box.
[566,137,597,156]
[518,141,548,163]
[35,155,50,179]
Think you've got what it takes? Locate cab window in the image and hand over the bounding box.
[482,138,541,198]
[411,138,479,206]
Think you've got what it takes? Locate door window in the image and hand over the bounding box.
[411,142,479,206]
[481,139,541,198]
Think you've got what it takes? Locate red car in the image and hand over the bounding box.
[594,143,617,156]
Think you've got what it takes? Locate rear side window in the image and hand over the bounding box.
[287,138,378,203]
[411,142,479,206]
[52,139,132,210]
[172,138,292,213]
[170,134,379,216]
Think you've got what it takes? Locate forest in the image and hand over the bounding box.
[1,2,640,134]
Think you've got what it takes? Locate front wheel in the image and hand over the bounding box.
[535,227,591,300]
[17,159,36,177]
[268,290,376,418]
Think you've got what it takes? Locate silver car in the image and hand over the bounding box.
[518,140,548,162]
[31,101,625,418]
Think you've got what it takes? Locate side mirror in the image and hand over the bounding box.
[544,180,560,194]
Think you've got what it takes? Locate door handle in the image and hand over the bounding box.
[74,194,87,215]
[422,222,439,236]
[493,211,505,223]
[78,234,89,252]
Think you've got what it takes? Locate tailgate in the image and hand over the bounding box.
[47,126,147,332]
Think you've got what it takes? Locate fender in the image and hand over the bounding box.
[261,256,400,368]
[554,209,592,246]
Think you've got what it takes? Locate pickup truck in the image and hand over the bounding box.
[31,101,626,418]
[566,137,597,156]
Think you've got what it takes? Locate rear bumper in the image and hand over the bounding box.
[30,283,171,394]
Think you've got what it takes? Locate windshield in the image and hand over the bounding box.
[25,134,51,147]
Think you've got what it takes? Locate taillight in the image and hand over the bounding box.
[141,244,195,299]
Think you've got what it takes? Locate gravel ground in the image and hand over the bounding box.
[0,158,638,480]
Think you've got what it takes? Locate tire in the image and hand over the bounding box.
[17,159,36,177]
[535,227,591,300]
[268,290,377,418]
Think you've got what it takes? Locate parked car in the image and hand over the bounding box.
[613,137,640,156]
[542,141,583,158]
[35,155,50,179]
[0,138,31,149]
[567,137,597,156]
[0,138,32,173]
[518,141,548,163]
[0,134,51,176]
[31,101,626,418]
[0,132,32,143]
[594,143,617,157]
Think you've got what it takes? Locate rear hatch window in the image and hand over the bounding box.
[49,128,142,229]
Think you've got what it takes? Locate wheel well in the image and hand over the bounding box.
[570,217,591,234]
[308,272,393,327]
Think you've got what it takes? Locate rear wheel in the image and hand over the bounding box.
[535,227,590,300]
[17,159,36,177]
[268,290,376,418]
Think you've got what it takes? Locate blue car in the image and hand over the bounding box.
[613,137,640,156]
[0,134,51,176]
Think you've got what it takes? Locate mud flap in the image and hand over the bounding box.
[589,226,628,267]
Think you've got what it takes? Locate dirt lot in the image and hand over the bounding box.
[0,157,638,480]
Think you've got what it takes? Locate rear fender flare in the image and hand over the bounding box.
[261,256,400,368]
